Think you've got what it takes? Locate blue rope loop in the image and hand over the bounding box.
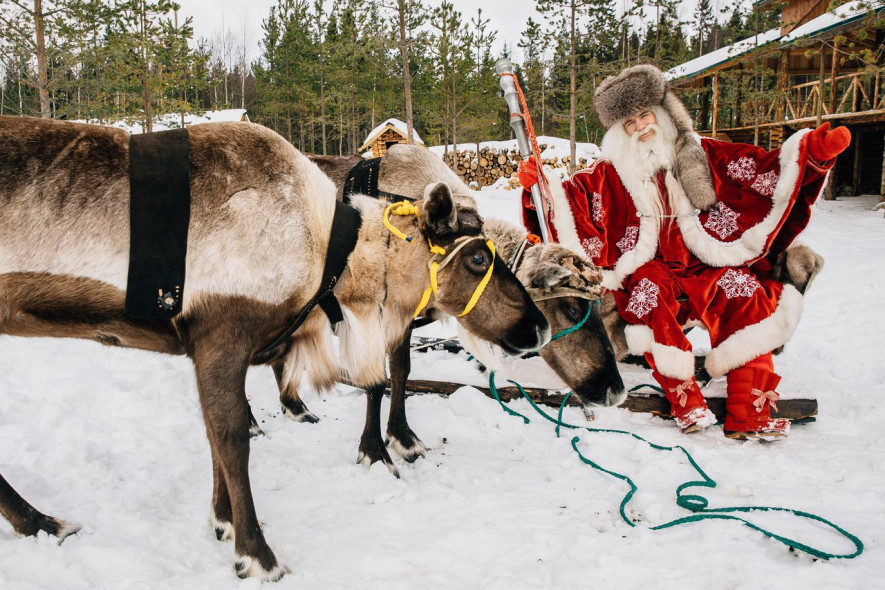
[485,372,864,561]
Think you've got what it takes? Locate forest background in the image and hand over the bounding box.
[0,0,841,164]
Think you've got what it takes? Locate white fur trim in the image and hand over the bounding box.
[599,165,662,290]
[624,324,694,380]
[650,343,695,380]
[705,284,804,378]
[624,324,654,354]
[546,170,584,255]
[676,130,811,267]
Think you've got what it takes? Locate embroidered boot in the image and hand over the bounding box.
[653,372,717,433]
[724,365,790,440]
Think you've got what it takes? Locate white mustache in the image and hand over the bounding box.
[630,123,659,145]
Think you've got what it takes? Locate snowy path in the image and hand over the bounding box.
[1,193,883,589]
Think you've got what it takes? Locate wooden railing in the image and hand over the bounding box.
[692,68,885,133]
[781,71,884,119]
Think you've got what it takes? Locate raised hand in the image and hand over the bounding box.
[806,122,851,162]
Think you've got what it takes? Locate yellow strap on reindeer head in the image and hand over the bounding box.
[457,239,495,317]
[381,202,495,318]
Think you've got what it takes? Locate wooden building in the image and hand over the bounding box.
[667,0,885,198]
[359,118,424,158]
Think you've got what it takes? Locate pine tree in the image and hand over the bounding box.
[518,18,550,135]
[694,0,714,57]
[537,0,609,173]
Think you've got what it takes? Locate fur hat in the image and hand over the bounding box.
[593,64,716,211]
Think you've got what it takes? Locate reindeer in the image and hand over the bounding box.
[250,145,624,475]
[0,117,550,581]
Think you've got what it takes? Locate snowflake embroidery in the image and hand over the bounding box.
[616,226,639,253]
[727,156,757,182]
[581,236,603,260]
[626,278,660,318]
[750,170,779,197]
[591,192,605,224]
[717,269,760,299]
[704,202,740,239]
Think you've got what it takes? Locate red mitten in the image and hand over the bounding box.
[806,122,851,162]
[517,156,538,189]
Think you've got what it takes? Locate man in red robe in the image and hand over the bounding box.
[519,64,850,439]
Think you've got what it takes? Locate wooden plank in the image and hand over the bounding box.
[375,379,818,422]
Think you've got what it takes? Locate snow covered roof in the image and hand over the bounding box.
[360,118,424,150]
[667,1,883,83]
[666,28,781,82]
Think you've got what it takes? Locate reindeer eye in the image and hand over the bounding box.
[464,248,489,274]
[562,301,584,322]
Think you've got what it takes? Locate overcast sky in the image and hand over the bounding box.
[180,0,543,64]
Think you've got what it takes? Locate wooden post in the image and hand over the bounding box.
[829,39,839,115]
[817,42,826,125]
[880,133,885,197]
[735,66,744,127]
[712,74,719,138]
[853,129,862,196]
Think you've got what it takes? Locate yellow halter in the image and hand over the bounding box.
[383,200,496,318]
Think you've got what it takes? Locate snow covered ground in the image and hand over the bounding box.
[1,156,883,588]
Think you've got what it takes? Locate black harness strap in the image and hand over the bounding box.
[343,157,413,202]
[255,200,363,358]
[125,128,191,319]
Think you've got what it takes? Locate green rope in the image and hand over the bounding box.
[548,301,595,342]
[487,372,864,560]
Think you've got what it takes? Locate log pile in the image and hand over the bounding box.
[441,144,588,190]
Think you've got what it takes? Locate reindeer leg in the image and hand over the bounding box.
[273,362,319,424]
[357,383,399,477]
[191,343,287,582]
[246,405,264,438]
[0,473,81,543]
[210,451,235,542]
[386,328,427,462]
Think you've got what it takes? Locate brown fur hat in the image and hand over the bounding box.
[593,64,717,210]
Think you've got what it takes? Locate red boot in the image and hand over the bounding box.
[724,362,790,440]
[653,372,717,433]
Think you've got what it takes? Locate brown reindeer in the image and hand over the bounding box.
[0,117,550,581]
[251,145,624,475]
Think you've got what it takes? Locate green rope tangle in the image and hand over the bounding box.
[486,373,864,561]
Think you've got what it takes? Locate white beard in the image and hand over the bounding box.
[600,106,681,226]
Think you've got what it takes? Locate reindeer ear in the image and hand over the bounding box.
[420,182,459,237]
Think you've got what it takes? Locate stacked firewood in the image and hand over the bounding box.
[441,144,588,190]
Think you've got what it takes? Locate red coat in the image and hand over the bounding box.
[522,130,832,380]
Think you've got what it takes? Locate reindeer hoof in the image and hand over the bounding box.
[357,450,400,478]
[249,423,265,437]
[387,435,428,463]
[55,519,81,545]
[14,513,80,544]
[281,404,320,424]
[234,555,290,582]
[211,515,234,542]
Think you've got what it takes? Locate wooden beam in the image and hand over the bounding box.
[880,136,885,197]
[829,39,839,115]
[386,379,818,422]
[854,130,862,195]
[712,73,719,137]
[817,41,826,124]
